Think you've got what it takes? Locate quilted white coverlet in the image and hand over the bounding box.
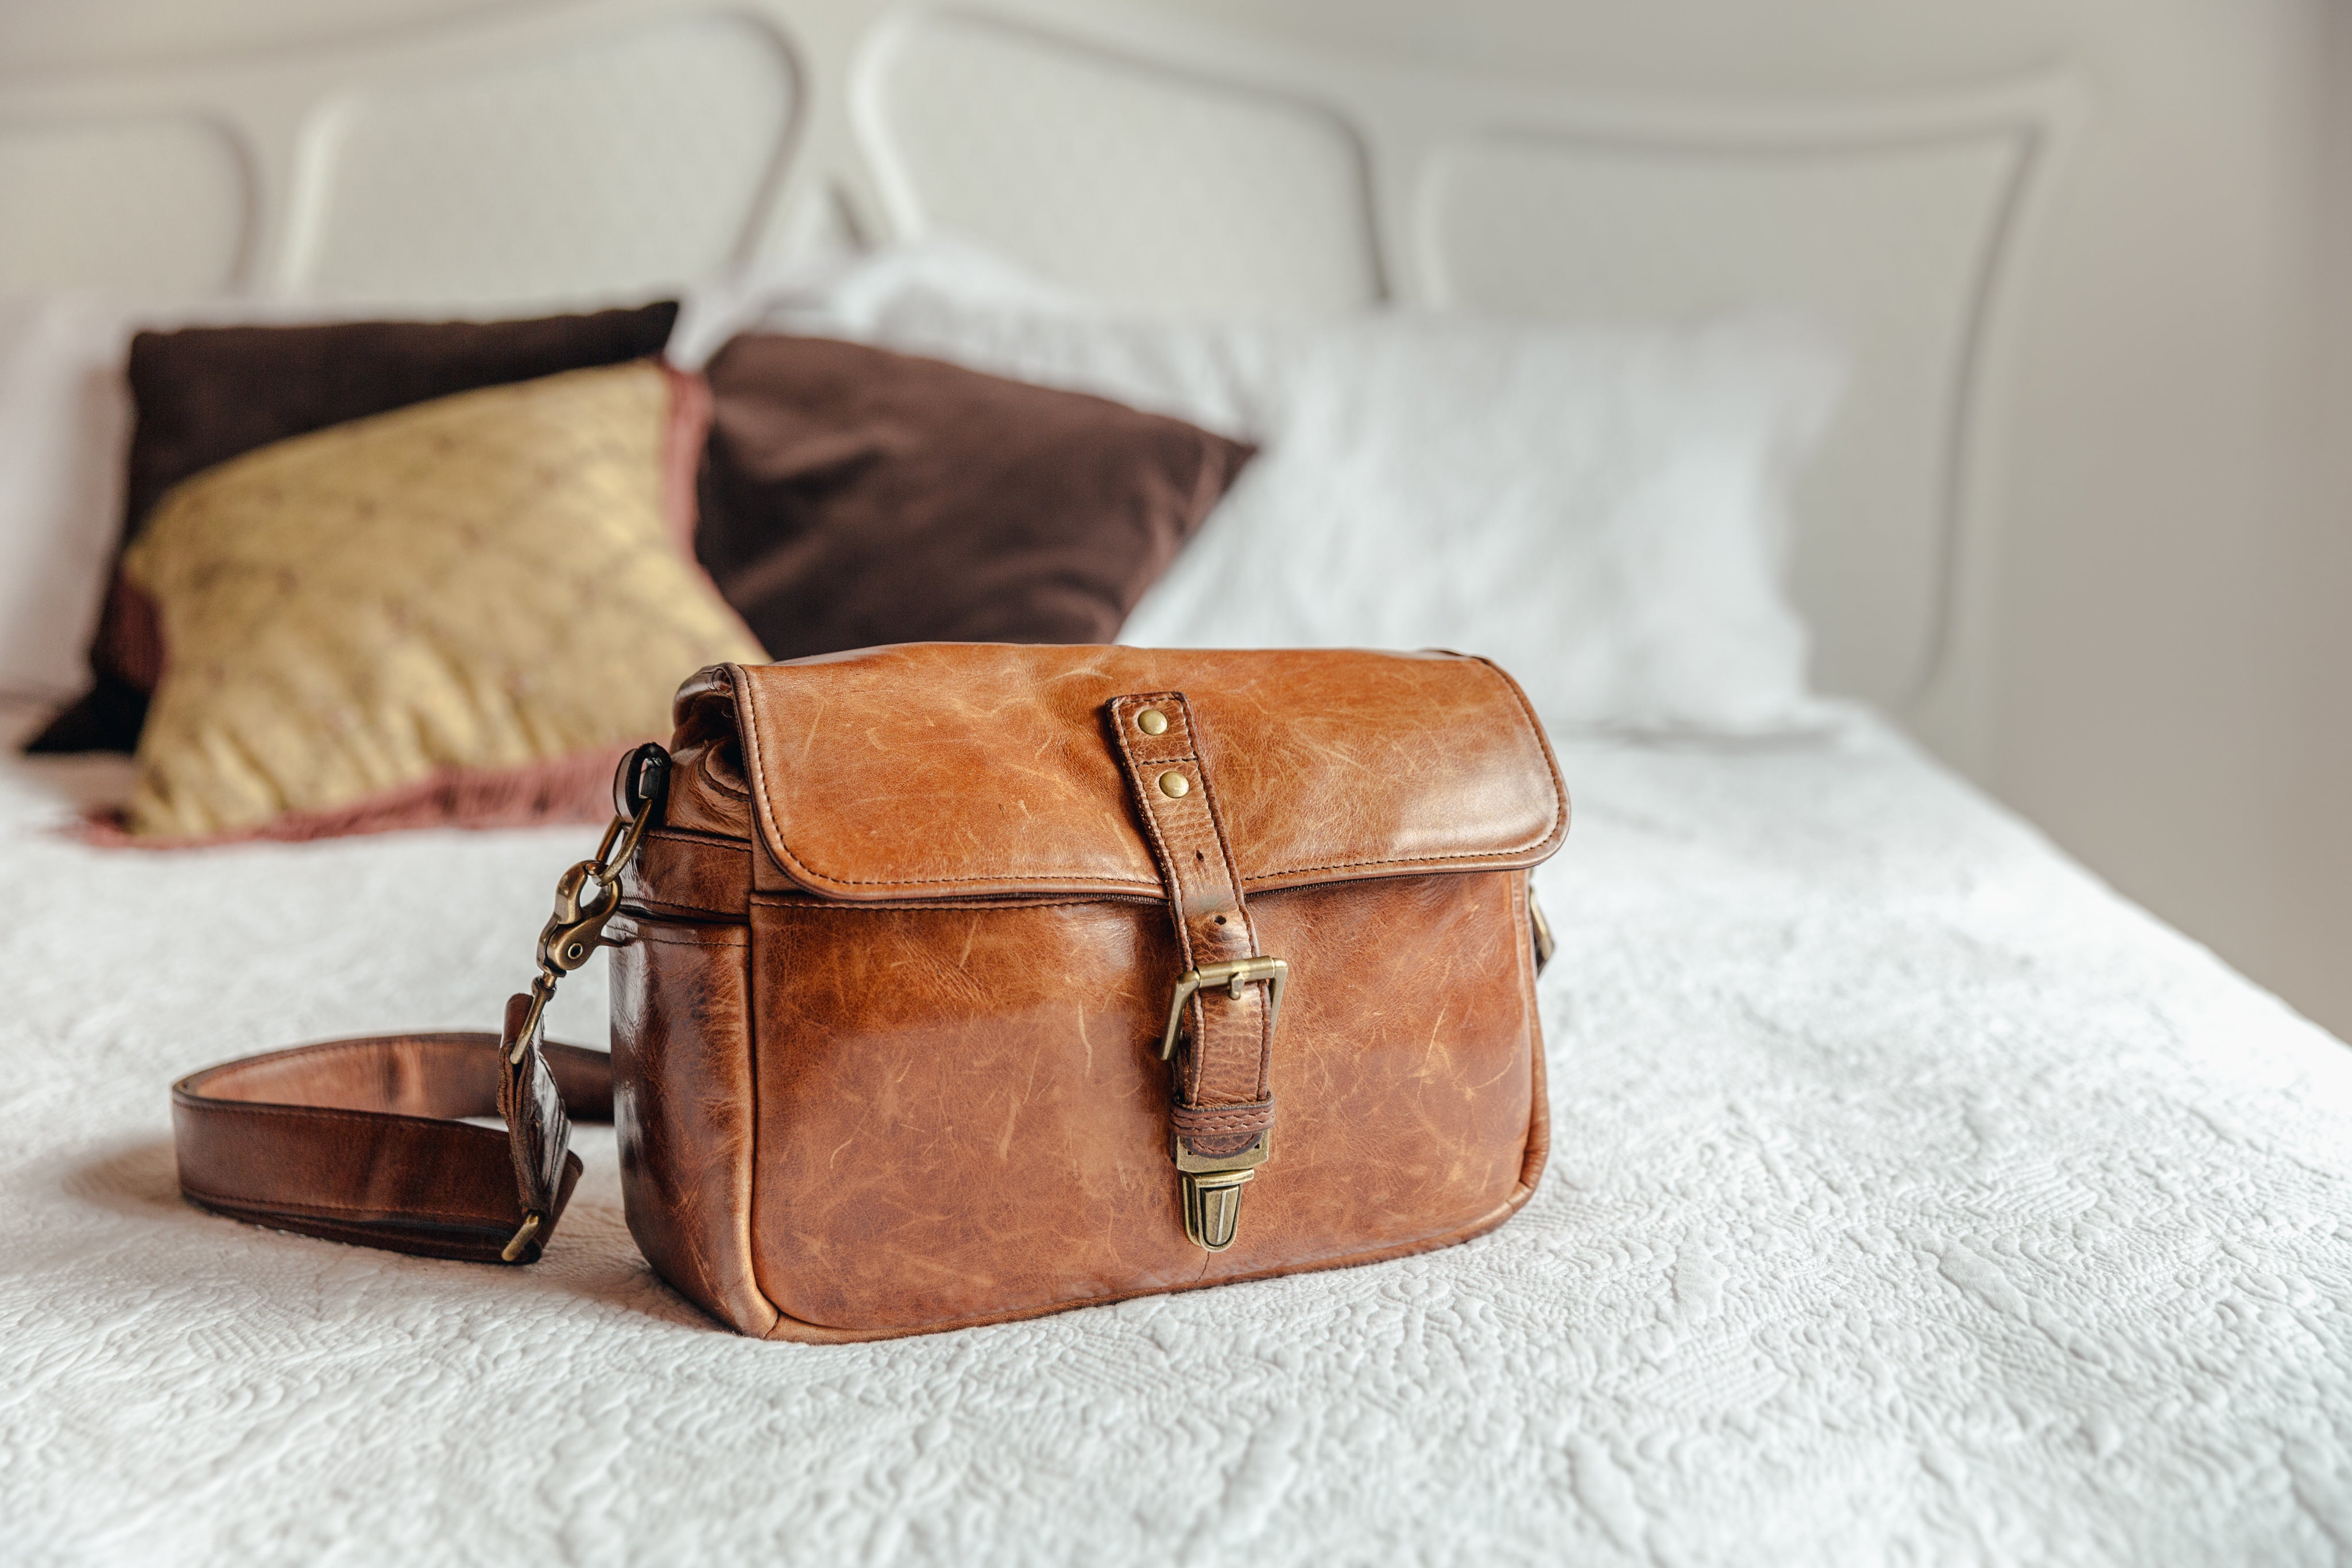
[5,702,2350,1566]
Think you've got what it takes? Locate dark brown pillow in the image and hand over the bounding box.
[696,334,1252,660]
[28,300,682,754]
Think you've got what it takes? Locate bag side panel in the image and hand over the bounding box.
[747,871,1539,1337]
[610,913,777,1337]
[1511,869,1552,1197]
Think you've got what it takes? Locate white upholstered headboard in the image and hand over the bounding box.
[0,0,2083,766]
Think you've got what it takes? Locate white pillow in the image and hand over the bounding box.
[679,239,1844,733]
[0,296,140,699]
[0,293,369,702]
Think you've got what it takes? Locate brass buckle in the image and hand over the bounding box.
[1158,955,1286,1251]
[1157,956,1287,1061]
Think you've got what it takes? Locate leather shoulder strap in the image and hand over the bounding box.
[172,1025,612,1264]
[168,746,666,1266]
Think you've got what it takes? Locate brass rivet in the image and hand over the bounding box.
[1158,771,1190,798]
[1136,708,1168,736]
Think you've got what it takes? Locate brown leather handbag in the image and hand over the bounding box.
[172,645,1568,1339]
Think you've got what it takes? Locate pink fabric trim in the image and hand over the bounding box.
[659,364,713,556]
[99,573,168,693]
[71,741,638,850]
[661,361,767,657]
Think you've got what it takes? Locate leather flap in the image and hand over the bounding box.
[676,645,1566,902]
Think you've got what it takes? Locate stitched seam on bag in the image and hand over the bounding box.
[184,1186,510,1221]
[750,896,1153,913]
[204,1035,602,1068]
[183,1099,501,1135]
[234,1034,490,1060]
[611,901,743,927]
[618,924,749,947]
[181,1035,501,1092]
[745,836,1532,888]
[741,896,779,1329]
[644,826,746,847]
[1170,1104,1272,1128]
[772,867,1161,891]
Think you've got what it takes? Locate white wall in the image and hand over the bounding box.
[2298,3,2352,1040]
[3,0,2346,1036]
[1147,0,2351,1038]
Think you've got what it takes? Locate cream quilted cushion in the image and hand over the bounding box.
[122,361,764,837]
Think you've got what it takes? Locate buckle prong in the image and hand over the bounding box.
[1158,957,1287,1062]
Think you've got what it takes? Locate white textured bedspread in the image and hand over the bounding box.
[5,703,2350,1567]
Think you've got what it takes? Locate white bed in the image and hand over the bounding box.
[7,698,2351,1564]
[3,1,2351,1563]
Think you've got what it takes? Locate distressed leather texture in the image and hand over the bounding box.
[718,872,1545,1336]
[607,645,1566,1338]
[165,644,1565,1340]
[606,912,776,1336]
[695,644,1564,900]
